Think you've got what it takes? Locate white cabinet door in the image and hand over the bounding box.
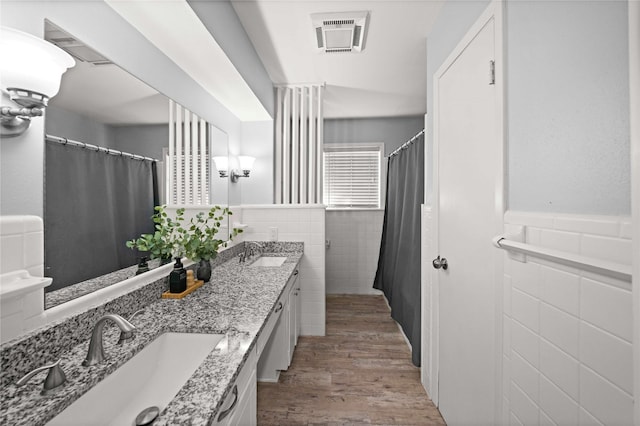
[217,349,257,426]
[228,366,256,426]
[257,304,287,381]
[287,284,296,366]
[294,279,301,345]
[286,271,300,365]
[257,270,300,381]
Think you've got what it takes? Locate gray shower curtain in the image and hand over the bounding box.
[45,141,157,292]
[374,132,424,366]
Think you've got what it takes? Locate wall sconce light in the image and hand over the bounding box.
[237,156,255,180]
[0,27,75,138]
[212,155,255,183]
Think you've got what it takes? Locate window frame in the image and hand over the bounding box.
[322,143,386,211]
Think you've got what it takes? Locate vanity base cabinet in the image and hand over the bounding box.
[216,348,257,426]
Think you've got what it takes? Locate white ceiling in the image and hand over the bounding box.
[52,60,169,125]
[48,0,443,124]
[231,0,444,119]
[106,0,271,121]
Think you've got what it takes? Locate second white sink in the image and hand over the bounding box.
[47,332,224,426]
[249,256,287,267]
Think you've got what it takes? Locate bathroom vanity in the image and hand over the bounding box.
[0,242,303,426]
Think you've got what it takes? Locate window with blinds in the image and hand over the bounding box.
[323,144,383,209]
[167,101,211,206]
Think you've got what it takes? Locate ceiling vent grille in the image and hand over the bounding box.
[311,11,369,53]
[45,22,113,66]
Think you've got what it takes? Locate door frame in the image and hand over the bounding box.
[629,1,640,423]
[430,0,505,421]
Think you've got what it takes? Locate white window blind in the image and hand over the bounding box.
[323,145,382,208]
[167,100,210,205]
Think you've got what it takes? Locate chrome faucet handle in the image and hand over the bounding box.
[16,359,67,395]
[127,309,145,323]
[118,309,144,344]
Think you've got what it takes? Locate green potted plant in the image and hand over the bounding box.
[184,206,241,281]
[126,206,187,265]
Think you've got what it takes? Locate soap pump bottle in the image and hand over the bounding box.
[135,257,150,275]
[169,257,187,293]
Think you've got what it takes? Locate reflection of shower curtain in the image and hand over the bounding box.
[374,132,424,366]
[45,141,157,292]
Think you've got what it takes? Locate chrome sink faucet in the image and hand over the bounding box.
[239,241,264,263]
[83,314,136,367]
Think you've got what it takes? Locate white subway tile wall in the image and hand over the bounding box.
[325,210,384,295]
[237,205,326,336]
[0,216,46,343]
[502,211,632,425]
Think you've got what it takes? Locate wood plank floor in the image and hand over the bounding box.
[257,294,446,425]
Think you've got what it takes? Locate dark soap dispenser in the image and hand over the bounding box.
[169,257,187,293]
[135,257,150,275]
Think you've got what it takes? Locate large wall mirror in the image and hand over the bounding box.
[43,21,229,309]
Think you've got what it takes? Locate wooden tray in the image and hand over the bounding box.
[161,280,204,299]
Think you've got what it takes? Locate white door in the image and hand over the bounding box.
[434,7,503,425]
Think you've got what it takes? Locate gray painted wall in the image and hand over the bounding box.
[45,105,116,148]
[506,0,629,215]
[239,120,274,204]
[111,125,169,160]
[324,116,424,156]
[426,0,630,215]
[0,1,268,216]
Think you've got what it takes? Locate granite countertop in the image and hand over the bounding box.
[1,249,302,426]
[45,259,164,309]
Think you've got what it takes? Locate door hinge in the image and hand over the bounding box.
[489,60,495,85]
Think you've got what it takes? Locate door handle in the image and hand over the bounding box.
[432,256,448,270]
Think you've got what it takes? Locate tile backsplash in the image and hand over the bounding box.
[0,216,44,277]
[0,216,46,343]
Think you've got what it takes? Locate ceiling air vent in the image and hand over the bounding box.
[311,11,369,53]
[45,22,113,66]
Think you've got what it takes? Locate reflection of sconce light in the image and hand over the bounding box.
[213,155,255,183]
[0,27,75,138]
[212,156,229,178]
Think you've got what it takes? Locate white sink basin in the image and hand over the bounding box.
[47,332,224,426]
[249,256,287,267]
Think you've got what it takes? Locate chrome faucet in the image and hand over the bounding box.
[239,241,264,263]
[16,359,67,395]
[83,314,136,367]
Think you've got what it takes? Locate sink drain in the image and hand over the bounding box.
[135,406,160,426]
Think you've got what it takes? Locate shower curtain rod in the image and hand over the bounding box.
[45,134,158,162]
[388,128,425,158]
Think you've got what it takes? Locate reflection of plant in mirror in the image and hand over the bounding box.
[126,206,187,261]
[184,206,242,262]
